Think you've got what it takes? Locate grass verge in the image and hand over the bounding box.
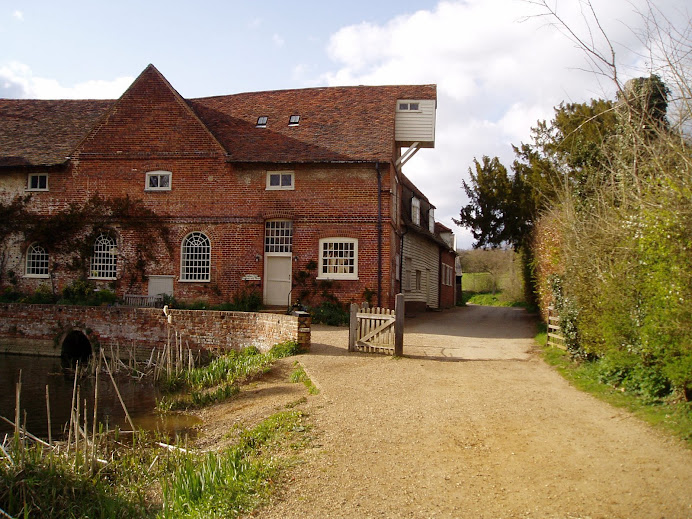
[157,341,302,411]
[1,411,310,518]
[540,342,692,447]
[289,363,319,395]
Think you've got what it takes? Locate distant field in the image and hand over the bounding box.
[461,272,495,293]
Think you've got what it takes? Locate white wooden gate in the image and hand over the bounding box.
[349,293,404,356]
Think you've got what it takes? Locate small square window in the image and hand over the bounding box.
[256,116,268,128]
[266,171,294,190]
[145,171,172,191]
[27,174,48,191]
[397,101,421,112]
[288,115,300,126]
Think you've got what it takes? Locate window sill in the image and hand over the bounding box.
[178,279,211,283]
[88,277,117,281]
[316,276,358,282]
[24,274,49,279]
[25,188,49,192]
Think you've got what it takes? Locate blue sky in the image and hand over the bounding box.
[2,0,689,247]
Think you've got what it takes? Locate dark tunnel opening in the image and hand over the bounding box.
[61,330,92,365]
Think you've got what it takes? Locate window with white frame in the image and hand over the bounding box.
[266,171,294,190]
[89,234,118,280]
[145,171,172,191]
[415,270,422,291]
[288,115,300,126]
[25,243,49,278]
[265,220,292,253]
[27,174,48,191]
[256,116,268,128]
[318,238,358,280]
[180,232,211,282]
[428,208,435,233]
[411,197,420,225]
[397,101,420,111]
[442,264,454,286]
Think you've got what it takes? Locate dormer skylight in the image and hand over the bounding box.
[256,116,268,128]
[288,115,300,126]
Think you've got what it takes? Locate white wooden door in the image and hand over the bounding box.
[148,275,174,297]
[263,220,293,306]
[264,256,292,306]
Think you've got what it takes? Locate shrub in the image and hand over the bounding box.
[310,301,348,326]
[21,284,57,304]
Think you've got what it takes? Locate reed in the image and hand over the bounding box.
[1,409,308,518]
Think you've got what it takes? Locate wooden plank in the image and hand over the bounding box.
[394,293,404,356]
[349,303,358,352]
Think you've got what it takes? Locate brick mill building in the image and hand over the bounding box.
[0,65,455,312]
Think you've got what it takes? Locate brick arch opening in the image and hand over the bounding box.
[61,330,92,364]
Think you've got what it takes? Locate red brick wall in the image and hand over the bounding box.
[440,249,456,309]
[7,159,398,308]
[0,303,309,359]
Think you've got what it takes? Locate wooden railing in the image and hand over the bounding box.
[123,294,164,308]
[547,305,566,350]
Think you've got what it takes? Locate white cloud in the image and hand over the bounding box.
[272,33,285,47]
[247,17,262,29]
[12,10,23,21]
[320,0,689,249]
[0,62,132,99]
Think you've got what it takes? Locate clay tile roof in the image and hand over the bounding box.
[0,73,435,167]
[0,99,113,167]
[188,84,436,163]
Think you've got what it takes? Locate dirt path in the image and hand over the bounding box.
[249,305,691,518]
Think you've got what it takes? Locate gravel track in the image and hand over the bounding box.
[250,305,692,518]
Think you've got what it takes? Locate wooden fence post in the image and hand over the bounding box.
[394,293,404,357]
[348,303,358,352]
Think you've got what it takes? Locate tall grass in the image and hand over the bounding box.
[1,411,309,518]
[157,341,301,411]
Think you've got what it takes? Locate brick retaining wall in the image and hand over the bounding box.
[0,303,310,359]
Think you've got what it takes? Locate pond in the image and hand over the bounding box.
[0,354,201,441]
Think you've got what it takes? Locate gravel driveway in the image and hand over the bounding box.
[257,305,692,518]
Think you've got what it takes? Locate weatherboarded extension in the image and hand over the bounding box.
[349,294,404,356]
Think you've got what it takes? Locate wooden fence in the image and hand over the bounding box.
[348,293,404,356]
[547,305,566,350]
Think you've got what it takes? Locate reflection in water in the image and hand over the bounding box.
[0,355,200,440]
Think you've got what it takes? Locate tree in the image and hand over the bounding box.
[455,156,515,248]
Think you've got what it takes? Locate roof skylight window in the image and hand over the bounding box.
[256,116,268,128]
[288,115,300,126]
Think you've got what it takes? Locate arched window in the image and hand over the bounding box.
[181,232,211,282]
[89,234,117,279]
[25,243,49,278]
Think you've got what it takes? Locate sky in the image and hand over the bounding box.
[1,0,689,248]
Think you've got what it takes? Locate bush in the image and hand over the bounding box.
[59,279,118,306]
[0,286,22,302]
[310,301,348,326]
[20,284,57,304]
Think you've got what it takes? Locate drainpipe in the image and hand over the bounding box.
[399,226,408,294]
[376,161,382,308]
